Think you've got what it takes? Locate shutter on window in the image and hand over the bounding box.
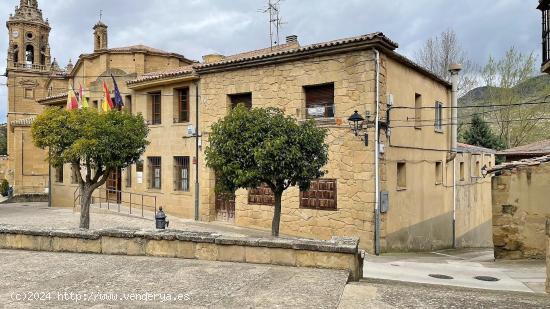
[305,84,334,107]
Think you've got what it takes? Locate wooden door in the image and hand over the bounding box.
[107,168,122,203]
[215,192,235,223]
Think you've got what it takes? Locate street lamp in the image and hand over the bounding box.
[348,110,365,136]
[348,110,369,147]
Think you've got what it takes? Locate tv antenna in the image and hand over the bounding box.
[260,0,285,50]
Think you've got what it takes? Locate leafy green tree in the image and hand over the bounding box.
[205,105,329,236]
[462,114,504,150]
[32,108,149,229]
[0,124,7,155]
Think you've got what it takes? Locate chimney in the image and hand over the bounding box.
[202,54,226,64]
[448,63,462,153]
[286,35,298,45]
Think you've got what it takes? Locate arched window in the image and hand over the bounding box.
[96,35,101,48]
[13,45,19,63]
[25,45,34,65]
[40,47,46,65]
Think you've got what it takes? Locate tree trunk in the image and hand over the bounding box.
[79,185,93,229]
[272,191,283,237]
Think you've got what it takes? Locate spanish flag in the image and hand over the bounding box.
[66,85,78,110]
[79,83,89,109]
[101,81,114,112]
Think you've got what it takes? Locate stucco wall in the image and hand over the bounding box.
[492,163,550,259]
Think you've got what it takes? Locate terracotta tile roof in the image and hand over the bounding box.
[195,32,397,70]
[37,93,68,104]
[10,116,36,127]
[127,32,398,85]
[457,143,496,154]
[485,155,550,174]
[127,65,196,85]
[498,140,550,156]
[80,44,190,61]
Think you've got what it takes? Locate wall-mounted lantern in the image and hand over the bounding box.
[348,110,369,147]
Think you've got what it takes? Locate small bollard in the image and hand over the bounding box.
[155,207,168,229]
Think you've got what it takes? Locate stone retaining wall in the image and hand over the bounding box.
[546,220,550,293]
[0,225,363,281]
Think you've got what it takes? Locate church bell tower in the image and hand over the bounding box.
[5,0,54,194]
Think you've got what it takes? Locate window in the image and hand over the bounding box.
[434,101,443,132]
[55,166,63,183]
[248,183,274,206]
[304,83,335,118]
[148,157,161,189]
[150,92,161,125]
[397,162,407,189]
[229,92,252,110]
[414,93,422,129]
[70,166,78,184]
[459,162,465,181]
[125,166,132,188]
[435,161,443,185]
[300,179,337,210]
[24,88,34,99]
[475,160,481,177]
[174,88,190,122]
[25,45,34,65]
[93,100,99,110]
[136,160,144,172]
[125,95,132,113]
[174,156,190,191]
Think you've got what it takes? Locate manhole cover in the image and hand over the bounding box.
[429,274,454,280]
[474,276,500,282]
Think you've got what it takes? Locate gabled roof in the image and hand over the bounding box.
[486,155,550,174]
[457,143,496,154]
[498,140,550,156]
[127,65,196,85]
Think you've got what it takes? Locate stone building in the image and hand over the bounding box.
[7,1,495,253]
[487,155,550,259]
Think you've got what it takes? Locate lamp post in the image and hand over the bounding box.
[348,110,369,146]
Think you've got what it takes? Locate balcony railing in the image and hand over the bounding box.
[542,7,550,67]
[10,62,48,71]
[296,105,336,120]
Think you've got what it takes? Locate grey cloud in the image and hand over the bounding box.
[0,0,542,122]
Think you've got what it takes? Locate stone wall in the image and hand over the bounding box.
[546,219,550,293]
[0,224,364,281]
[492,163,550,259]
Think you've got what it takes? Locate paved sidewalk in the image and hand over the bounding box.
[363,248,547,293]
[0,249,348,308]
[0,202,273,238]
[338,279,550,308]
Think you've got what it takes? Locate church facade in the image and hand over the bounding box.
[6,0,495,253]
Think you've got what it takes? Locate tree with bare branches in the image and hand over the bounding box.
[414,29,479,96]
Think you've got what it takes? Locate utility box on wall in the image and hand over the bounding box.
[380,191,389,213]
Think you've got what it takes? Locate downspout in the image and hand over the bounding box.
[373,49,381,256]
[194,82,200,221]
[447,64,462,249]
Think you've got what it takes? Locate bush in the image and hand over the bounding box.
[0,179,9,197]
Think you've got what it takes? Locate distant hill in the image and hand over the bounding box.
[458,74,550,147]
[459,74,550,107]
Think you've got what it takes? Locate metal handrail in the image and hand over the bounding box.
[73,186,160,219]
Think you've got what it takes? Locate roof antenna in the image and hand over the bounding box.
[260,0,285,50]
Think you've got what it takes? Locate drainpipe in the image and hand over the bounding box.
[373,49,381,256]
[448,64,462,248]
[194,82,200,221]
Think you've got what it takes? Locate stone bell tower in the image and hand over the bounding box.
[93,21,108,51]
[5,0,54,194]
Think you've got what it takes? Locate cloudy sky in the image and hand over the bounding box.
[0,0,543,122]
